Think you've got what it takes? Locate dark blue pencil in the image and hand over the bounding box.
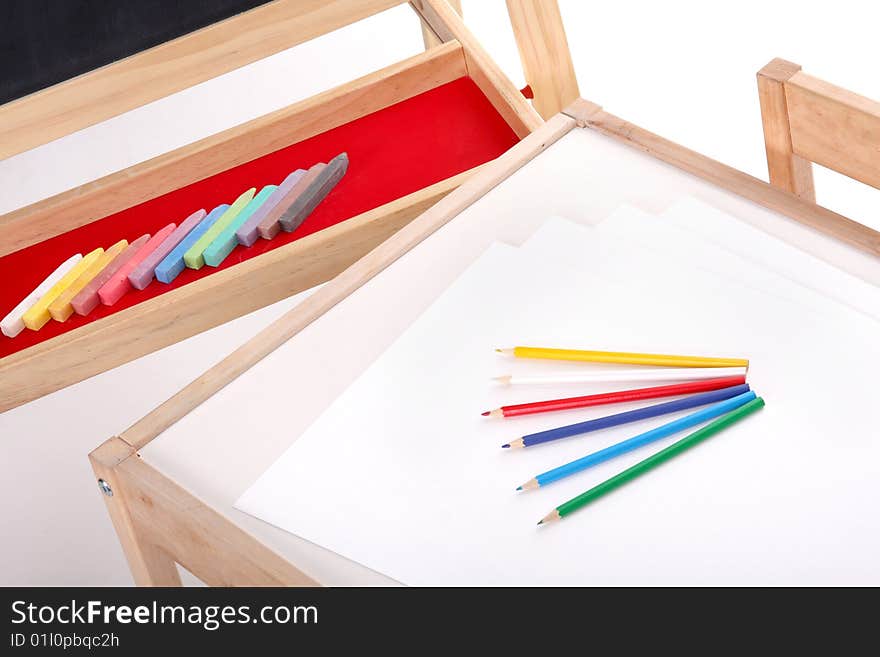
[501,383,750,449]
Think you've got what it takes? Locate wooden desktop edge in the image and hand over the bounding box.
[90,97,880,586]
[563,99,880,257]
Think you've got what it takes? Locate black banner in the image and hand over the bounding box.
[0,586,871,651]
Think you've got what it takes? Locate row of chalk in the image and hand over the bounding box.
[1,153,349,338]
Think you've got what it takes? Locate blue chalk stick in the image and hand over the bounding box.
[154,204,228,283]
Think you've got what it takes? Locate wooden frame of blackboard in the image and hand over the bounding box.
[0,0,580,412]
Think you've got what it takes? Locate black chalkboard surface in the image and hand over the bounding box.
[0,0,274,105]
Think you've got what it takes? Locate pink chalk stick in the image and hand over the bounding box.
[98,224,175,305]
[128,209,206,290]
[72,235,151,316]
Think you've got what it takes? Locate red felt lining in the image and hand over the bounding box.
[0,77,520,359]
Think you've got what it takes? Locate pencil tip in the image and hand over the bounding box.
[537,520,544,525]
[516,486,522,491]
[501,444,510,449]
[481,410,490,417]
[495,348,503,353]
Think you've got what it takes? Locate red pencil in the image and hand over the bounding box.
[481,375,747,418]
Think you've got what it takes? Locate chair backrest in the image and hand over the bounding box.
[758,58,880,202]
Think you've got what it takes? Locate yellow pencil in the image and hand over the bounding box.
[495,346,748,368]
[23,248,104,330]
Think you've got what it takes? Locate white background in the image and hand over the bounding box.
[1,0,878,585]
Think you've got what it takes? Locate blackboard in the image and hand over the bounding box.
[0,0,274,105]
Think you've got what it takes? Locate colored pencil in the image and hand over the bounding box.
[496,346,748,368]
[494,366,747,386]
[517,390,756,490]
[503,383,750,448]
[538,397,765,525]
[1,253,82,337]
[481,375,746,418]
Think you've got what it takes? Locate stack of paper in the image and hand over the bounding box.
[236,198,880,585]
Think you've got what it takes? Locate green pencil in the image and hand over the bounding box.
[538,396,765,525]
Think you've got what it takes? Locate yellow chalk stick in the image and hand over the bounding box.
[23,248,104,330]
[49,240,128,322]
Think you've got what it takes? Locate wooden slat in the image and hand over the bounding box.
[91,437,316,586]
[122,114,576,449]
[411,0,543,138]
[0,0,406,160]
[0,41,467,258]
[89,438,183,586]
[785,70,880,191]
[505,0,579,119]
[566,101,880,257]
[757,59,816,200]
[418,0,461,49]
[0,164,483,414]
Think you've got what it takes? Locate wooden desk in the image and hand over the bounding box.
[92,110,880,585]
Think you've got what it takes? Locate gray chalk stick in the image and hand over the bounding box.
[278,152,349,234]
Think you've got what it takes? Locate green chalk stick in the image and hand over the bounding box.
[203,185,277,267]
[183,187,255,269]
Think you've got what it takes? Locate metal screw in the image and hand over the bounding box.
[98,479,113,497]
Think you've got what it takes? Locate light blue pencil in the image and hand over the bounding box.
[517,390,757,490]
[154,204,228,283]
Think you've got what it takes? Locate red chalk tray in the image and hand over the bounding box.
[0,77,520,359]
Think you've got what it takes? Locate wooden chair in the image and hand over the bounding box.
[758,58,880,207]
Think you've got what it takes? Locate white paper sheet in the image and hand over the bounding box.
[236,212,880,585]
[661,197,880,321]
[524,212,876,329]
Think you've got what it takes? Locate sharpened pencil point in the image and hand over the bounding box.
[502,444,510,449]
[481,411,490,417]
[516,486,522,491]
[539,510,562,525]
